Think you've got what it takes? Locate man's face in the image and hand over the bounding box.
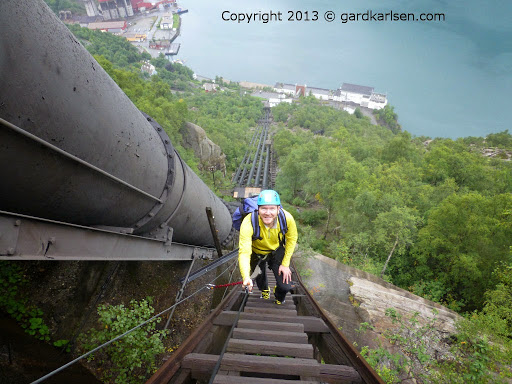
[258,205,279,226]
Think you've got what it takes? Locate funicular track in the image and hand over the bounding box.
[146,264,384,384]
[232,107,274,192]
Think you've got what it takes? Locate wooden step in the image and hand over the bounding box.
[247,296,293,304]
[245,301,296,310]
[233,328,308,343]
[227,339,314,359]
[244,307,297,316]
[213,374,319,384]
[247,294,292,302]
[182,353,361,383]
[246,296,293,303]
[237,319,303,332]
[214,311,329,333]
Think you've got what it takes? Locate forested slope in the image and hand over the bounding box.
[272,99,512,381]
[272,98,512,312]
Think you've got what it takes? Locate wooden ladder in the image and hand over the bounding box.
[182,277,362,383]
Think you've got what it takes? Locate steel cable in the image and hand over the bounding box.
[221,261,239,302]
[30,259,238,384]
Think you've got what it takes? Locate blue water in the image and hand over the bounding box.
[174,0,512,139]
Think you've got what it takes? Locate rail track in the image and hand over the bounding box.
[232,107,273,191]
[146,263,384,384]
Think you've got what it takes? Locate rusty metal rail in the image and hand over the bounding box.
[146,269,384,384]
[232,107,273,193]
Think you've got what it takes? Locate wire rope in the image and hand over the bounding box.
[30,259,239,384]
[221,261,238,302]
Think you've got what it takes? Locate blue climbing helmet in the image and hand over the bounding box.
[257,190,281,206]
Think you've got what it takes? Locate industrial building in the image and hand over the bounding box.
[87,20,127,33]
[98,0,134,20]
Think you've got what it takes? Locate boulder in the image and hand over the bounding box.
[181,122,226,172]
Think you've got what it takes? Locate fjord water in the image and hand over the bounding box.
[175,0,511,139]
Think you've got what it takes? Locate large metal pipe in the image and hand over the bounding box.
[262,144,270,189]
[254,125,268,187]
[246,125,266,186]
[238,125,262,186]
[232,128,259,184]
[0,0,232,247]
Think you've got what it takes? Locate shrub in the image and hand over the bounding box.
[0,262,51,341]
[80,297,168,384]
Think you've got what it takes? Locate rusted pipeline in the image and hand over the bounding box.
[0,0,232,246]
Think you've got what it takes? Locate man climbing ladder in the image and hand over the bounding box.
[238,190,298,304]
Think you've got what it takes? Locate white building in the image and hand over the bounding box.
[141,61,157,76]
[82,0,99,16]
[307,87,332,100]
[274,83,297,96]
[203,83,219,92]
[271,80,388,110]
[334,83,387,110]
[335,83,374,104]
[98,0,134,20]
[368,92,388,110]
[160,14,173,29]
[268,93,293,107]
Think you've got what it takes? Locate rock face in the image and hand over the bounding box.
[181,122,226,172]
[296,252,460,362]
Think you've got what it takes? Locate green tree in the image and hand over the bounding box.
[485,130,512,148]
[373,206,420,278]
[380,131,419,164]
[482,263,512,335]
[422,140,493,193]
[305,144,366,239]
[412,193,512,310]
[45,0,85,14]
[375,105,401,133]
[276,140,319,200]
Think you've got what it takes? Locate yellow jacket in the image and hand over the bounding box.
[238,209,298,281]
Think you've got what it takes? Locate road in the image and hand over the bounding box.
[125,7,179,58]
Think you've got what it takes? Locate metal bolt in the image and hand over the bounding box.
[7,248,15,255]
[49,237,56,244]
[148,212,155,217]
[14,220,21,226]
